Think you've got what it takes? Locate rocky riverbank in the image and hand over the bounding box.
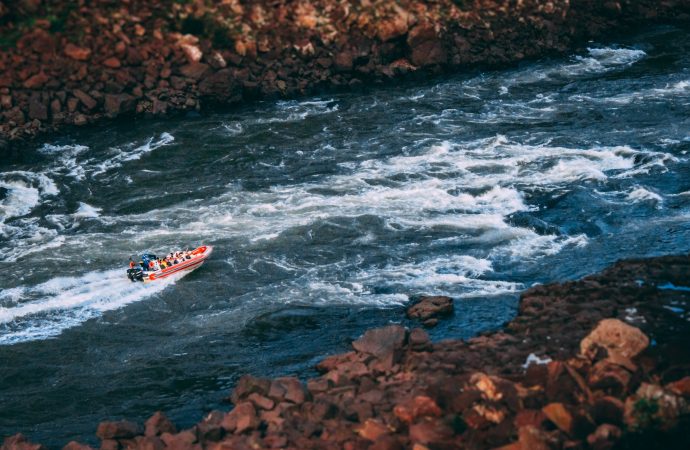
[1,0,690,145]
[3,254,689,449]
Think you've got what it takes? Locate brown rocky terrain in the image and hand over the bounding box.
[3,253,689,449]
[1,0,690,145]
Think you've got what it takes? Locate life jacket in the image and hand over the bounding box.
[149,261,155,269]
[129,261,135,269]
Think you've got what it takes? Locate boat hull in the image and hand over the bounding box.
[141,245,213,282]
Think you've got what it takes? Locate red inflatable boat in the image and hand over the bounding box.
[126,246,213,282]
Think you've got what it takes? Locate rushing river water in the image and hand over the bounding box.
[1,25,690,445]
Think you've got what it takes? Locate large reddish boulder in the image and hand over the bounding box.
[352,325,407,359]
[96,420,142,440]
[267,377,308,404]
[406,296,453,326]
[1,434,47,450]
[221,402,259,434]
[229,374,271,404]
[64,43,91,61]
[198,69,241,103]
[145,412,177,437]
[580,319,649,360]
[407,23,447,67]
[393,395,442,424]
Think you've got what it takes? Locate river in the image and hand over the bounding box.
[1,25,689,445]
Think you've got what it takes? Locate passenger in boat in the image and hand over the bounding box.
[129,258,135,269]
[148,260,155,271]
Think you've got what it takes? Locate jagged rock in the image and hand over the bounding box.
[160,430,198,450]
[406,296,453,325]
[393,396,442,424]
[23,73,49,89]
[179,63,210,81]
[542,402,573,434]
[180,44,203,64]
[408,328,431,351]
[407,23,447,67]
[580,319,649,360]
[408,418,454,446]
[96,420,142,440]
[145,412,177,437]
[247,392,275,410]
[1,434,47,450]
[221,402,259,433]
[352,325,407,359]
[587,359,632,396]
[268,377,307,404]
[103,58,121,69]
[356,419,391,441]
[198,69,241,102]
[104,94,135,116]
[196,411,224,442]
[28,96,47,121]
[73,89,97,110]
[64,44,91,61]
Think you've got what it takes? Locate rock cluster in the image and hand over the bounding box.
[1,0,690,144]
[406,295,454,327]
[3,254,689,449]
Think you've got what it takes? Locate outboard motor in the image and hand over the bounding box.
[127,267,144,282]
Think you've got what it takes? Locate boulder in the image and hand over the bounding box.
[96,420,142,440]
[580,319,649,360]
[247,392,275,410]
[23,73,49,89]
[352,325,407,359]
[1,434,47,450]
[104,94,135,116]
[28,96,47,121]
[230,375,271,404]
[407,24,447,67]
[160,430,198,450]
[221,402,259,434]
[267,377,307,404]
[73,89,97,110]
[406,296,453,325]
[393,396,442,424]
[103,58,122,69]
[542,402,573,434]
[355,419,391,442]
[64,44,91,61]
[408,418,454,446]
[179,63,210,81]
[198,69,241,102]
[145,412,177,437]
[587,359,632,396]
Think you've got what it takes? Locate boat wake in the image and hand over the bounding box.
[0,268,180,345]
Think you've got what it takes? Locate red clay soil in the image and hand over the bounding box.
[1,0,690,144]
[3,253,689,450]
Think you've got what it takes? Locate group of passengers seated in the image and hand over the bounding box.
[129,251,192,271]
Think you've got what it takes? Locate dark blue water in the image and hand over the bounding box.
[1,25,689,445]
